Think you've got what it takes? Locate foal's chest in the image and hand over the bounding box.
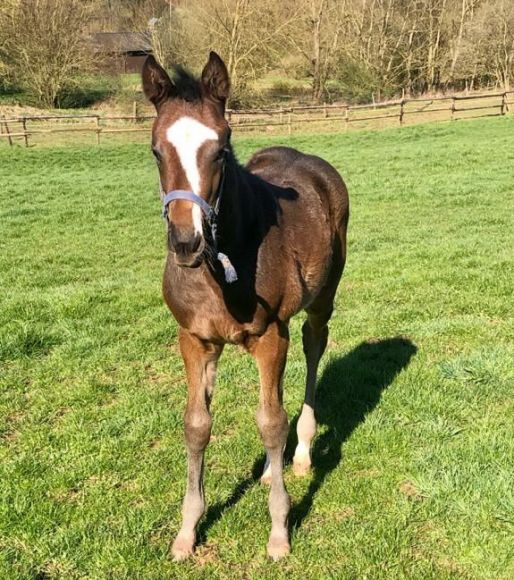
[163,260,268,345]
[188,312,265,345]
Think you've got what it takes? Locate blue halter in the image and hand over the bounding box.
[160,163,237,283]
[162,189,215,222]
[161,157,226,234]
[161,188,222,253]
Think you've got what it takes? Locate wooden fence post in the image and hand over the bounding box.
[345,106,349,131]
[1,116,13,146]
[22,117,29,147]
[399,99,405,125]
[96,116,101,145]
[501,92,507,115]
[133,101,138,123]
[451,96,456,121]
[288,113,292,136]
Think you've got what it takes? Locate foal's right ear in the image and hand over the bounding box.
[142,55,175,110]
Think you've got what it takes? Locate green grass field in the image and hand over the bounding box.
[1,117,513,578]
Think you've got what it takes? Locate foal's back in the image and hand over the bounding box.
[247,146,349,230]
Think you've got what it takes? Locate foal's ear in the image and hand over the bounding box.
[142,55,175,110]
[201,51,230,110]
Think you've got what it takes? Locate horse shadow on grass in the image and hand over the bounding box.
[197,336,417,544]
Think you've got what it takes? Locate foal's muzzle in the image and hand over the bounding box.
[168,224,205,267]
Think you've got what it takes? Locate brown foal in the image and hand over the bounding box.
[142,52,349,560]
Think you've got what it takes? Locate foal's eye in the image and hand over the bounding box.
[213,147,228,163]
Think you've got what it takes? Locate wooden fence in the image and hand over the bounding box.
[1,90,512,146]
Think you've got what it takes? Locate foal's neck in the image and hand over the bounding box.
[216,154,260,254]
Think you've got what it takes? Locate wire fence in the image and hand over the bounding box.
[1,90,512,147]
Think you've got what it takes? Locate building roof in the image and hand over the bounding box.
[91,32,152,54]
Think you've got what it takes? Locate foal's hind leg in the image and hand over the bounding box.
[259,311,329,483]
[251,322,291,560]
[294,232,346,476]
[171,329,222,561]
[260,310,329,483]
[293,309,330,476]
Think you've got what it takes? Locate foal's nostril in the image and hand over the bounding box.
[168,223,203,260]
[175,242,189,256]
[190,234,202,253]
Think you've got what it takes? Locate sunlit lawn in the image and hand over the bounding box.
[1,116,513,578]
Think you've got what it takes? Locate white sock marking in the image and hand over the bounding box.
[166,117,218,237]
[295,441,310,460]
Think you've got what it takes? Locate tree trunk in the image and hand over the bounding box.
[311,0,326,101]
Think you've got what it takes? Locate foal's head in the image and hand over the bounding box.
[143,52,231,267]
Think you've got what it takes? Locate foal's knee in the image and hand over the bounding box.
[256,406,288,449]
[184,410,212,451]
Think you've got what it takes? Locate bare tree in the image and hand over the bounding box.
[470,0,514,90]
[1,0,98,107]
[284,0,346,101]
[446,0,481,85]
[0,0,20,88]
[149,0,299,103]
[197,0,298,88]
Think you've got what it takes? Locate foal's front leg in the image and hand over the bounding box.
[171,328,222,561]
[251,322,291,560]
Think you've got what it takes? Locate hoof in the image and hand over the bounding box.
[292,457,311,477]
[267,536,290,560]
[171,534,195,562]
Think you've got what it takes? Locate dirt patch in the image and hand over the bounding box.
[399,480,425,500]
[194,542,220,566]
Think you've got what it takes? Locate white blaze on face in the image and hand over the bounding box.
[166,116,218,236]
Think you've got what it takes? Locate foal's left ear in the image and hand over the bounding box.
[201,51,230,111]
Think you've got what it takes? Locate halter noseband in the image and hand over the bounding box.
[162,189,215,222]
[160,161,237,283]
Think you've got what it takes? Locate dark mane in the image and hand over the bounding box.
[171,65,202,102]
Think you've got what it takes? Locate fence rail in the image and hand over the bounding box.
[1,90,512,146]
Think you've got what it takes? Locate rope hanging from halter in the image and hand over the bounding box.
[160,162,238,284]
